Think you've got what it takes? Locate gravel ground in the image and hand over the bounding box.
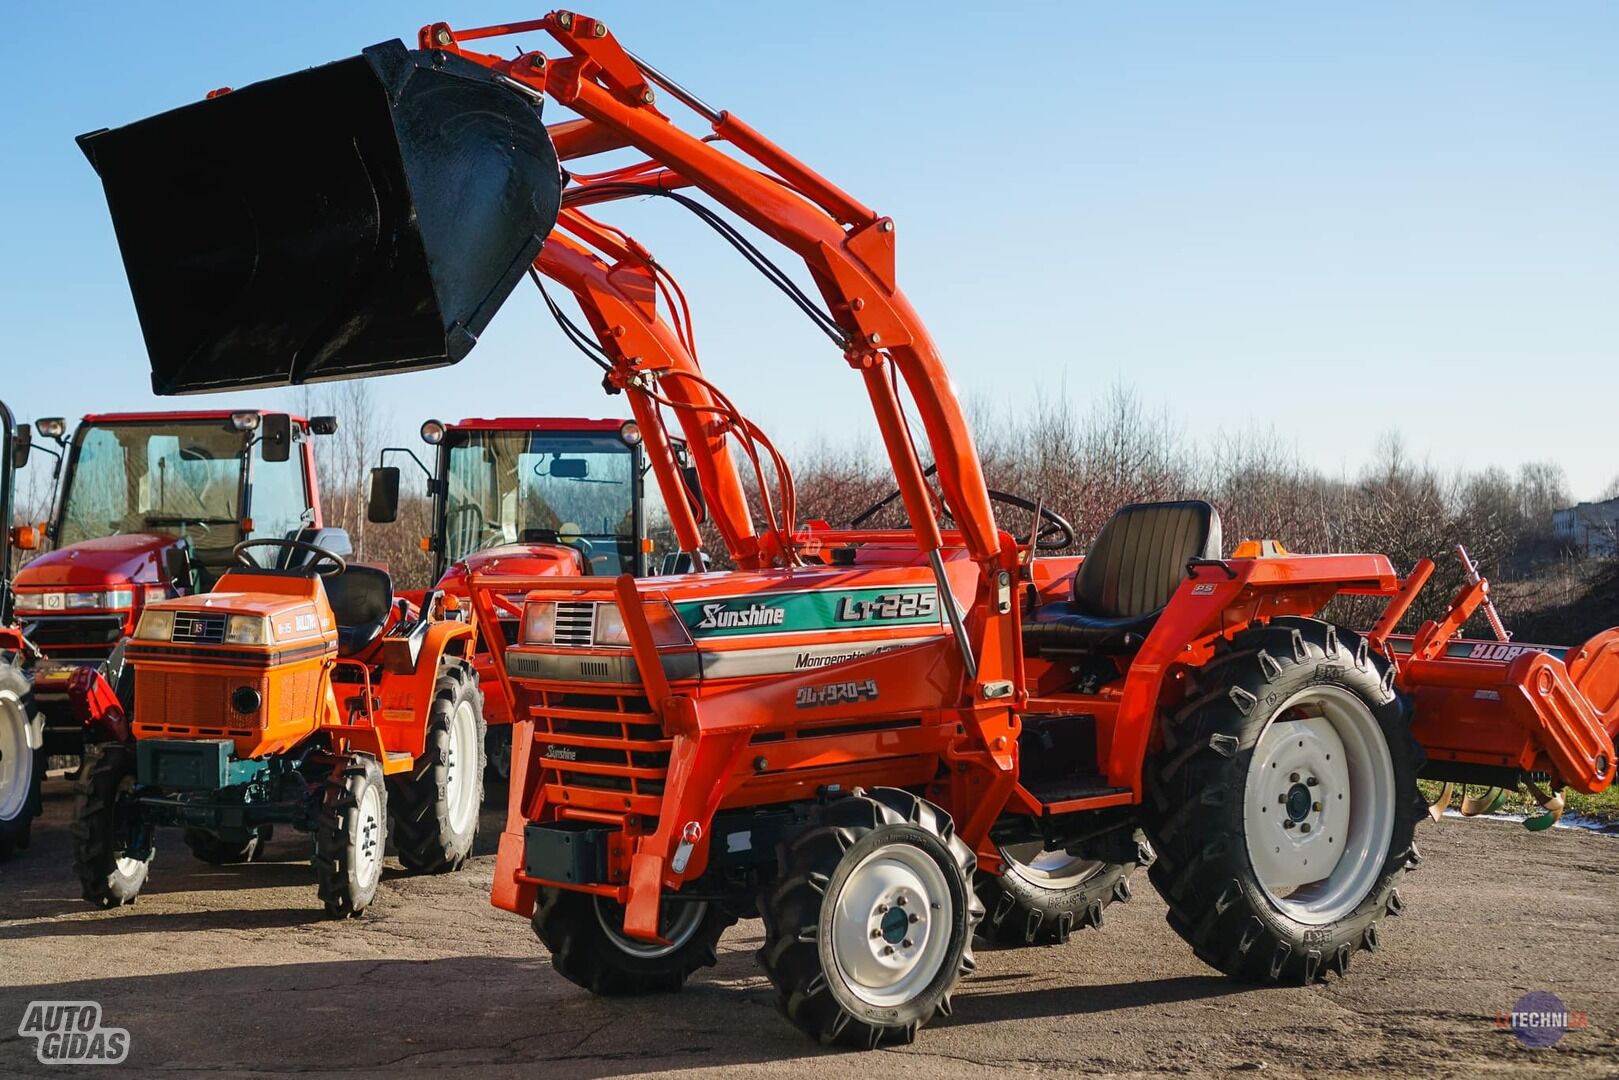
[1,776,1615,1078]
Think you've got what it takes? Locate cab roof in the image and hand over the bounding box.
[450,417,627,433]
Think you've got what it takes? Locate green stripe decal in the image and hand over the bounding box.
[674,586,943,638]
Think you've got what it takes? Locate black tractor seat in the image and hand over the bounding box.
[1024,500,1221,654]
[321,564,394,657]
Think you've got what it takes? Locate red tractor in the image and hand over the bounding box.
[82,10,1619,1050]
[369,414,701,787]
[12,410,340,765]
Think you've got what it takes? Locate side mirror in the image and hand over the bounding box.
[11,424,31,469]
[34,417,67,443]
[163,543,191,591]
[261,413,293,463]
[368,466,401,524]
[309,415,339,436]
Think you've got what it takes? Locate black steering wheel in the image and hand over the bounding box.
[848,468,1075,550]
[233,538,347,578]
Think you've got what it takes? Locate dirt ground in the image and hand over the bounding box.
[1,776,1615,1079]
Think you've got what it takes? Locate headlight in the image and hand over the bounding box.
[521,601,557,644]
[134,609,175,640]
[594,603,629,646]
[13,588,135,613]
[420,419,446,445]
[225,615,271,646]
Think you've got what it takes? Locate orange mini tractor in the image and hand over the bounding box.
[68,535,485,916]
[81,10,1619,1049]
[0,400,45,858]
[12,410,339,765]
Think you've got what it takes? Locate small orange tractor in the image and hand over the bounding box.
[67,534,485,915]
[0,400,45,858]
[11,410,339,767]
[81,9,1619,1048]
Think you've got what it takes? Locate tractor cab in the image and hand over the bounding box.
[13,410,339,754]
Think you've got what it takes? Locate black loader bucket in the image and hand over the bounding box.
[79,40,562,395]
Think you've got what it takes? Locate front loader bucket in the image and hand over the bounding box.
[79,40,561,395]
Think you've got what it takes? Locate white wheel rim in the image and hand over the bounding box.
[355,783,384,892]
[0,691,31,822]
[828,844,954,1009]
[594,897,708,959]
[999,840,1105,890]
[444,701,479,836]
[1243,684,1395,925]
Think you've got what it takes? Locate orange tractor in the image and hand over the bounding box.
[81,10,1619,1048]
[67,533,485,914]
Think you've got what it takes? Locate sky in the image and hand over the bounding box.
[1,2,1614,502]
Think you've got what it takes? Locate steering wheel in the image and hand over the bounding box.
[233,538,347,578]
[557,523,594,554]
[848,472,1075,550]
[986,489,1075,550]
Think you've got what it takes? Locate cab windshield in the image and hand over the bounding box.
[440,430,638,574]
[57,420,248,556]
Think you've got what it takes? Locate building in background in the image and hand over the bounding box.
[1553,497,1619,557]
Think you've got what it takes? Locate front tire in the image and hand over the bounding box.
[0,660,43,859]
[758,788,983,1048]
[313,754,387,918]
[533,888,735,996]
[1145,618,1425,984]
[71,742,152,907]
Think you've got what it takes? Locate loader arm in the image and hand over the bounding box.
[426,9,1005,600]
[539,209,762,569]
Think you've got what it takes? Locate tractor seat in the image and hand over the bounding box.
[1024,500,1221,653]
[321,564,394,657]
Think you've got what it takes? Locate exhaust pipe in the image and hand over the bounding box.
[79,40,562,394]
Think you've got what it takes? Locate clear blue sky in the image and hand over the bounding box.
[2,2,1614,498]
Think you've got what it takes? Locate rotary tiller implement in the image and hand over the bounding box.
[81,10,1619,1049]
[67,537,487,915]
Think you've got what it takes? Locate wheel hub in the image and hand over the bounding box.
[1243,684,1396,925]
[829,846,953,1009]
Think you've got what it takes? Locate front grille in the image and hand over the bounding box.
[553,601,596,647]
[172,613,226,645]
[21,614,125,658]
[527,688,668,816]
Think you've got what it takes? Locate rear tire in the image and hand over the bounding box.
[71,742,152,907]
[313,754,387,918]
[532,888,735,996]
[484,723,512,796]
[758,788,983,1048]
[1144,618,1424,985]
[0,660,43,859]
[184,826,272,865]
[390,662,485,873]
[976,830,1153,947]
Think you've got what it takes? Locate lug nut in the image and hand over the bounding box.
[902,938,913,948]
[895,895,907,907]
[1278,794,1287,804]
[875,904,888,914]
[908,913,920,924]
[870,929,881,939]
[1300,823,1312,834]
[1306,776,1319,787]
[1283,820,1296,830]
[1313,801,1322,812]
[882,945,895,955]
[1289,772,1300,783]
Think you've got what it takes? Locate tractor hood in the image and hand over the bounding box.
[438,544,586,596]
[14,533,176,590]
